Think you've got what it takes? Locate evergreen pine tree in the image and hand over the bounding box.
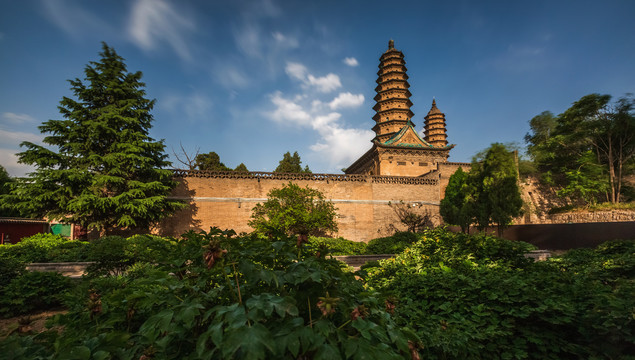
[7,43,183,234]
[275,151,311,173]
[234,163,249,172]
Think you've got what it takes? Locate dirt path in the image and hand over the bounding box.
[0,309,67,338]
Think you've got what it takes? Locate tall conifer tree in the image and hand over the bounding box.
[8,43,183,234]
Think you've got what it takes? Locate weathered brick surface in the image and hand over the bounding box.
[159,174,441,242]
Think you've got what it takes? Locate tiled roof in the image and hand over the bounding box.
[382,124,433,148]
[0,217,48,224]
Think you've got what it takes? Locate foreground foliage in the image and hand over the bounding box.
[366,228,635,359]
[3,229,634,359]
[1,229,418,359]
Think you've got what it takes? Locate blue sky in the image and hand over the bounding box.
[1,0,634,176]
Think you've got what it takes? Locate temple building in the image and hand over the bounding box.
[345,40,454,177]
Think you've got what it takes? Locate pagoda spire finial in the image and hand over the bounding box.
[388,39,394,49]
[432,97,436,107]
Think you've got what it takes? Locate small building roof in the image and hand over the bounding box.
[0,217,48,224]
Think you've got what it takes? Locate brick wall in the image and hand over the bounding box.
[158,171,441,242]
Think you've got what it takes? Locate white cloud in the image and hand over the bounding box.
[0,129,43,146]
[285,62,341,93]
[0,129,43,176]
[310,126,374,170]
[328,92,364,110]
[285,62,308,81]
[272,32,299,48]
[0,149,35,177]
[128,0,195,61]
[266,91,373,170]
[343,57,359,67]
[312,112,341,129]
[307,73,341,93]
[268,91,311,126]
[2,113,36,125]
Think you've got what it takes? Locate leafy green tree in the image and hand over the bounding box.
[526,94,635,204]
[525,111,557,157]
[274,151,311,173]
[4,43,183,234]
[234,163,249,172]
[194,152,232,171]
[472,143,523,234]
[249,182,337,237]
[440,167,475,233]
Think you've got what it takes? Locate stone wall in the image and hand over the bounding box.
[157,170,634,242]
[158,171,442,242]
[517,176,635,224]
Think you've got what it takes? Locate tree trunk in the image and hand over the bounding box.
[607,136,616,203]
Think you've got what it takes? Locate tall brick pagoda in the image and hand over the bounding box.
[345,40,453,177]
[424,99,448,147]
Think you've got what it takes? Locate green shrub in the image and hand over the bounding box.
[0,233,87,263]
[1,228,420,359]
[0,271,72,318]
[549,239,635,283]
[82,235,177,277]
[365,231,420,254]
[0,257,25,288]
[367,229,635,359]
[308,236,367,255]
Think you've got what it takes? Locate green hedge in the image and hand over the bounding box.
[0,234,88,263]
[365,231,420,254]
[308,236,368,255]
[367,228,635,359]
[0,271,72,318]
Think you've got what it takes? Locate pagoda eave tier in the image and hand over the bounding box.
[372,110,415,121]
[372,121,410,133]
[374,81,410,92]
[374,89,412,101]
[377,65,408,75]
[372,100,414,111]
[380,51,404,61]
[376,75,410,84]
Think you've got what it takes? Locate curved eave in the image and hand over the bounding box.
[376,140,455,151]
[374,80,411,92]
[377,65,408,76]
[379,50,404,61]
[374,89,412,101]
[372,109,415,121]
[372,99,414,111]
[375,73,410,84]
